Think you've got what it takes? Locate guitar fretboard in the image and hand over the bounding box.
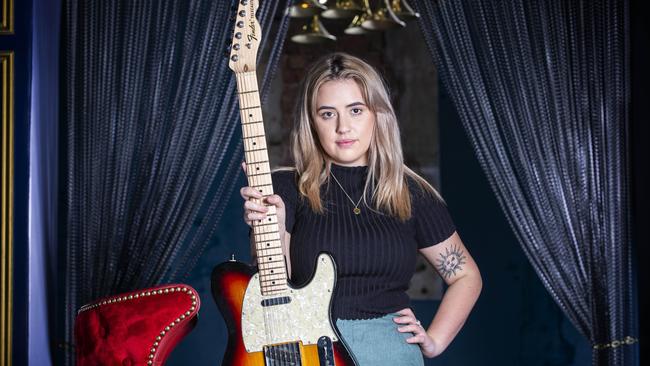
[235,71,288,296]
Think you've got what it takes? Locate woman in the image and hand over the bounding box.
[241,53,482,365]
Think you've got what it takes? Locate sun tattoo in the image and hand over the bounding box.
[435,244,467,279]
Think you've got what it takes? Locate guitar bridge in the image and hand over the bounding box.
[263,342,302,365]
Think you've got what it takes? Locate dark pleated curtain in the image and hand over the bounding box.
[61,0,291,363]
[413,0,637,365]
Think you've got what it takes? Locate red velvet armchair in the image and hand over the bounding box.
[75,284,200,366]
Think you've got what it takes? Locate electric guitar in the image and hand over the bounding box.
[211,1,357,365]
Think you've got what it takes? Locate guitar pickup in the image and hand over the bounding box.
[261,296,292,307]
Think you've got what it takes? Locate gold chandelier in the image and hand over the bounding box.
[289,0,420,44]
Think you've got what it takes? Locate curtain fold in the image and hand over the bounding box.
[413,1,637,365]
[61,0,291,363]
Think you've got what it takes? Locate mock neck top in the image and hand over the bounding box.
[272,164,455,320]
[328,163,370,205]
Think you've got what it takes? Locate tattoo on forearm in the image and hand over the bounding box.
[436,244,467,278]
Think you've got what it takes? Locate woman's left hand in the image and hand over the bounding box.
[394,308,438,358]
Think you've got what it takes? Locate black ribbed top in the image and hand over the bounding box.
[272,164,456,320]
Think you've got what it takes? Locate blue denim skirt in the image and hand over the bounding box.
[336,313,424,366]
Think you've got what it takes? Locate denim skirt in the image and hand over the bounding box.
[336,313,424,366]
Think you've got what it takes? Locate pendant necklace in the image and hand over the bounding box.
[330,171,364,215]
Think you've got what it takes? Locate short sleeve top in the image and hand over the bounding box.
[272,164,456,320]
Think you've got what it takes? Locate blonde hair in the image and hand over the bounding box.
[290,52,441,221]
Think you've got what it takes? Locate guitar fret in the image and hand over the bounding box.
[256,246,282,252]
[247,171,271,177]
[260,284,288,291]
[250,183,273,188]
[254,226,280,233]
[261,289,287,296]
[259,266,285,272]
[242,126,265,140]
[247,166,270,177]
[253,231,280,239]
[238,89,259,94]
[257,265,287,272]
[260,287,287,293]
[240,93,261,104]
[255,245,282,256]
[245,146,268,152]
[244,133,266,139]
[240,105,260,110]
[254,237,281,245]
[255,237,280,246]
[254,234,280,242]
[244,156,268,164]
[257,248,283,256]
[258,256,284,264]
[242,119,264,125]
[260,277,287,283]
[242,121,263,130]
[260,280,287,287]
[259,260,284,266]
[256,248,283,254]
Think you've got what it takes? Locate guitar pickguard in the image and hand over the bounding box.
[241,253,339,353]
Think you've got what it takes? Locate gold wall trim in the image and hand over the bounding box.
[0,51,13,366]
[0,0,13,34]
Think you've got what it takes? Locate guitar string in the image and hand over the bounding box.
[252,72,282,365]
[246,73,283,365]
[242,71,303,366]
[250,71,279,363]
[242,72,274,357]
[293,341,300,365]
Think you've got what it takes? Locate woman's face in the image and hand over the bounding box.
[312,79,375,167]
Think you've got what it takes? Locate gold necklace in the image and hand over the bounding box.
[330,171,364,215]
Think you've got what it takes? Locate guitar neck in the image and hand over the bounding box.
[235,71,288,296]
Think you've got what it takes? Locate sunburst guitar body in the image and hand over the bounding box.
[211,1,357,365]
[212,255,356,365]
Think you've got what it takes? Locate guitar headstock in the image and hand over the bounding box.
[228,0,261,74]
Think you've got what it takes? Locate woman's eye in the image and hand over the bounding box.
[351,108,363,115]
[321,111,335,119]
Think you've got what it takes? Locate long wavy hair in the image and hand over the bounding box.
[289,52,441,221]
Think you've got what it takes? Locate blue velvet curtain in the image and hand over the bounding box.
[60,0,291,363]
[413,0,638,365]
